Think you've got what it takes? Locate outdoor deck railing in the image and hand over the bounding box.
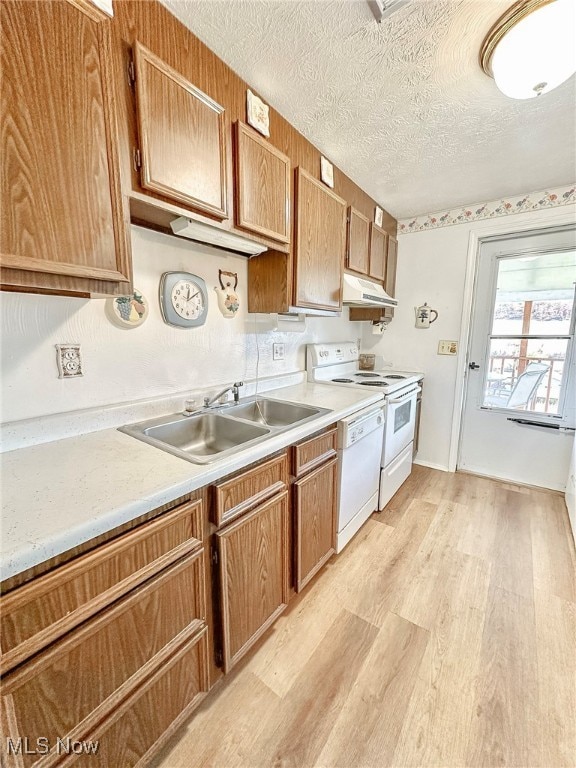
[488,354,563,413]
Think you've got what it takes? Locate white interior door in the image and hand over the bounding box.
[458,225,576,490]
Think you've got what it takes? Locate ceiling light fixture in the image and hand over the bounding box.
[480,0,576,99]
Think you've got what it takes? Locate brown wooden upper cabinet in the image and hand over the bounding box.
[346,207,370,275]
[0,0,131,297]
[234,122,290,244]
[369,223,388,283]
[383,234,398,320]
[293,168,347,311]
[133,42,228,220]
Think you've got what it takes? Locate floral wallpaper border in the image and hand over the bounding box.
[398,184,576,235]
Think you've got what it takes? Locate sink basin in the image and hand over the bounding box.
[119,397,331,464]
[226,398,326,427]
[119,412,271,464]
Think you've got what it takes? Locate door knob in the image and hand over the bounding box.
[468,362,480,370]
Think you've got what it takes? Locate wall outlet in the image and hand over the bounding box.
[438,340,458,356]
[56,344,83,378]
[272,342,285,361]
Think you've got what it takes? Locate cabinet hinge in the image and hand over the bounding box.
[211,546,219,566]
[215,648,223,667]
[127,58,136,87]
[133,147,142,172]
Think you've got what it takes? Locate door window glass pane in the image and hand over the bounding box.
[483,338,568,415]
[492,252,575,335]
[484,249,575,417]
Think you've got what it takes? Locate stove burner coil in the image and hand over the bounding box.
[332,378,354,383]
[354,372,380,378]
[358,381,388,387]
[384,374,405,379]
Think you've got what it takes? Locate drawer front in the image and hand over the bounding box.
[212,453,288,527]
[60,627,209,768]
[291,427,337,478]
[1,551,206,767]
[1,500,203,675]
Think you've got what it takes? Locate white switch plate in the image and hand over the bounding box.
[438,340,458,355]
[273,342,285,361]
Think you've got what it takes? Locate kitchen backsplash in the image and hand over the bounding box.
[0,226,362,427]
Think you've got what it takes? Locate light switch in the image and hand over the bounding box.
[438,340,458,355]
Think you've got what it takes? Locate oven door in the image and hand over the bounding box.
[383,385,420,467]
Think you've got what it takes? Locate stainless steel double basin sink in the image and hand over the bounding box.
[119,397,330,464]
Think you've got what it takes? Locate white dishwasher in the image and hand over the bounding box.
[336,404,385,552]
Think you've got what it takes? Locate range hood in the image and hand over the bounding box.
[342,274,398,308]
[170,217,268,256]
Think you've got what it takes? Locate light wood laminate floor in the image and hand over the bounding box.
[153,466,576,768]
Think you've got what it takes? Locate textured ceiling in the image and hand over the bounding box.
[160,0,576,218]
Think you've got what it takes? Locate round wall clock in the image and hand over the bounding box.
[159,272,208,328]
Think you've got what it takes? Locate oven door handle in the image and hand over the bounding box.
[388,385,421,404]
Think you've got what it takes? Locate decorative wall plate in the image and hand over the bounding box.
[247,88,270,137]
[106,289,149,329]
[159,272,208,328]
[320,156,334,188]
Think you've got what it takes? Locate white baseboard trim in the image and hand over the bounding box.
[456,466,565,493]
[413,458,451,473]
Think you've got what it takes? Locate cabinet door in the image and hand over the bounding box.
[383,234,398,320]
[294,458,338,593]
[70,625,209,768]
[134,42,228,219]
[346,207,370,275]
[234,122,290,243]
[1,552,207,768]
[1,499,203,675]
[369,223,388,282]
[0,0,131,293]
[216,492,289,672]
[293,168,347,311]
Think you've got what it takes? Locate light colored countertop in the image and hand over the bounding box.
[0,383,383,581]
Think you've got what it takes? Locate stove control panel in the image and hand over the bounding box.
[307,342,359,367]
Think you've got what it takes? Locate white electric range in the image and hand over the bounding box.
[307,342,422,515]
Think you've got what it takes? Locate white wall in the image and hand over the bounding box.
[362,204,575,487]
[0,226,361,424]
[362,224,466,471]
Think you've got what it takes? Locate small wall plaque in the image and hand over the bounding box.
[375,206,384,227]
[320,156,334,188]
[106,288,149,329]
[247,89,270,137]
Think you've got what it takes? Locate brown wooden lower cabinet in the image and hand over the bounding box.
[61,624,209,768]
[0,496,209,768]
[216,490,289,673]
[294,457,338,592]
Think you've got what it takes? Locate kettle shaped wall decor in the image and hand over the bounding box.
[415,302,438,329]
[215,269,240,318]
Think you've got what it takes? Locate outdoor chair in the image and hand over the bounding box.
[484,362,550,410]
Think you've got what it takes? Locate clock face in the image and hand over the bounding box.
[159,272,208,328]
[171,280,205,320]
